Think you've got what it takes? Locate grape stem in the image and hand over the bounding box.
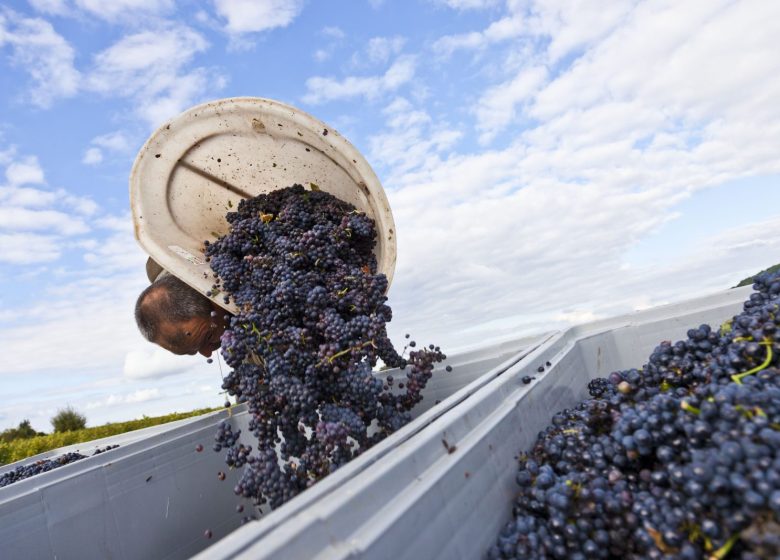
[319,340,377,366]
[731,341,773,384]
[709,534,738,559]
[680,401,701,415]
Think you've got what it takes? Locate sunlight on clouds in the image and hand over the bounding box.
[434,0,500,10]
[433,13,524,56]
[27,0,69,16]
[475,65,548,143]
[124,348,203,379]
[0,186,57,207]
[365,36,406,65]
[87,27,209,90]
[0,233,61,264]
[303,55,416,104]
[369,97,462,183]
[81,131,136,167]
[85,25,223,128]
[92,131,131,152]
[0,151,97,239]
[313,26,346,62]
[0,9,80,107]
[74,0,174,21]
[0,207,88,235]
[82,147,103,165]
[59,191,98,215]
[213,0,304,34]
[321,26,345,39]
[29,0,174,20]
[5,155,45,186]
[86,388,162,410]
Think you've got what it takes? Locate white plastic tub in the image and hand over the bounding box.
[0,334,546,560]
[130,97,398,314]
[197,286,752,559]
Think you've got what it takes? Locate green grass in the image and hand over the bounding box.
[0,407,220,466]
[735,263,780,287]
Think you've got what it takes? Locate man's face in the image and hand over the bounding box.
[155,307,228,357]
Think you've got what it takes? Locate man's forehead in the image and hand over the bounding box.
[157,317,202,345]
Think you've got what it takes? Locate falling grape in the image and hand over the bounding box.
[205,185,451,510]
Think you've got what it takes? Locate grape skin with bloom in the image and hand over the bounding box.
[205,185,448,510]
[489,272,780,559]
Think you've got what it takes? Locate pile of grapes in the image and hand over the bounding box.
[205,184,446,510]
[0,445,119,488]
[489,273,780,559]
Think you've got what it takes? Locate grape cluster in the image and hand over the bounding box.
[0,444,120,489]
[205,185,447,510]
[489,272,780,559]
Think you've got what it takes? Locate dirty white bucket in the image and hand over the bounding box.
[130,97,397,313]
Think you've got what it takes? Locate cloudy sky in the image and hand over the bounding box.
[1,0,779,431]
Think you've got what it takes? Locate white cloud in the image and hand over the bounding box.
[82,131,133,167]
[303,55,416,104]
[74,0,174,21]
[0,150,98,270]
[85,25,222,128]
[475,65,548,142]
[526,0,635,63]
[92,131,131,152]
[0,186,97,217]
[314,26,346,62]
[124,348,201,379]
[27,0,70,15]
[321,26,344,39]
[86,388,162,410]
[213,0,304,34]
[0,233,61,264]
[433,14,524,56]
[433,1,631,58]
[59,190,99,215]
[366,36,406,65]
[0,9,80,107]
[87,27,208,92]
[137,68,219,127]
[29,0,175,21]
[435,0,500,10]
[124,388,161,403]
[0,206,89,235]
[369,98,462,182]
[361,0,780,351]
[0,146,15,166]
[5,155,45,186]
[82,147,103,165]
[0,186,57,207]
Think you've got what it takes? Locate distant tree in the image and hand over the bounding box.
[51,406,87,433]
[0,419,43,442]
[15,420,38,438]
[735,263,780,287]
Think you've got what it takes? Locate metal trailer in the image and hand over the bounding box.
[0,334,547,560]
[195,285,753,559]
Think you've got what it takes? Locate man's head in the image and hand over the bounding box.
[135,274,228,357]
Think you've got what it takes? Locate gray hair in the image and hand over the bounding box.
[135,275,214,342]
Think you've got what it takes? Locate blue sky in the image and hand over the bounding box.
[1,0,780,431]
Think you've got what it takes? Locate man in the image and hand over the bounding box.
[135,274,229,357]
